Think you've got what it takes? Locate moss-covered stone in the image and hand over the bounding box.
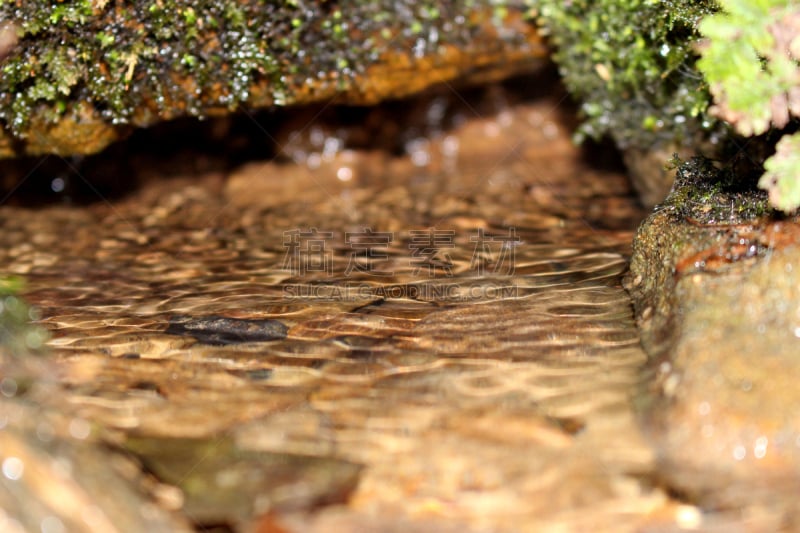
[661,156,770,222]
[627,157,771,360]
[627,159,800,517]
[0,1,546,158]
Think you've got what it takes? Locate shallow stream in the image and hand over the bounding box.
[0,79,697,531]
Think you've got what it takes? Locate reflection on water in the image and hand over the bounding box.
[0,84,699,531]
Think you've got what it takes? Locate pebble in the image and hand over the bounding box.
[165,315,288,345]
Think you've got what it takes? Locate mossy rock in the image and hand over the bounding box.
[0,1,546,158]
[627,160,800,516]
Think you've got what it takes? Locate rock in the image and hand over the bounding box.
[0,384,193,533]
[166,315,288,345]
[622,144,683,208]
[0,1,547,159]
[627,159,800,520]
[123,436,363,528]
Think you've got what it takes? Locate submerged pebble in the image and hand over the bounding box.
[165,315,288,345]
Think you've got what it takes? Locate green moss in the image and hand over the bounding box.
[532,0,721,151]
[0,1,508,137]
[661,156,770,224]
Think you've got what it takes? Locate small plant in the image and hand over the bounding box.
[0,276,48,356]
[697,0,800,212]
[532,0,718,151]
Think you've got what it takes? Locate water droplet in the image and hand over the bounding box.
[69,418,91,440]
[40,516,65,533]
[36,422,54,443]
[322,136,342,160]
[51,177,66,193]
[26,329,46,350]
[309,126,325,148]
[413,38,426,58]
[442,135,459,157]
[0,378,17,398]
[53,457,72,478]
[336,167,353,182]
[406,138,430,167]
[674,504,702,529]
[542,122,558,139]
[306,153,321,169]
[754,436,768,459]
[484,122,501,138]
[498,110,513,128]
[2,457,24,480]
[733,445,746,461]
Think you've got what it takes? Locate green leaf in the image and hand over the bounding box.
[759,133,800,213]
[697,1,800,135]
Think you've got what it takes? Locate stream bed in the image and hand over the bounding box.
[0,79,701,532]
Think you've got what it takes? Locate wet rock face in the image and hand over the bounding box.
[628,161,800,523]
[0,1,546,159]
